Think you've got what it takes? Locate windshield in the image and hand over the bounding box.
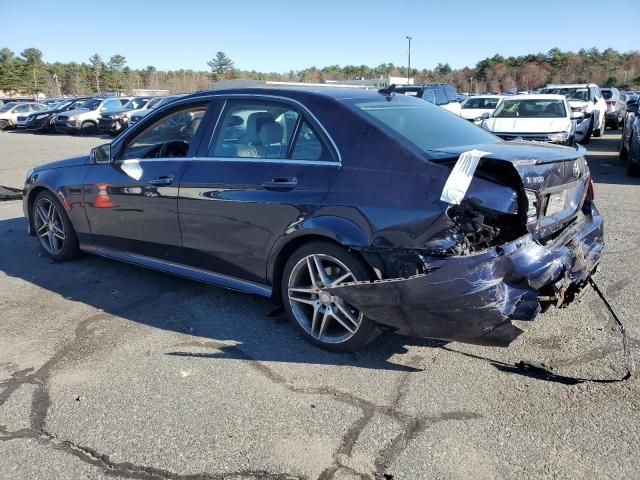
[80,99,101,110]
[541,87,588,101]
[146,97,163,109]
[0,103,16,112]
[462,97,500,109]
[351,96,498,152]
[123,98,150,110]
[493,99,566,118]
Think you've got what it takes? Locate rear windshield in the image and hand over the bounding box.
[123,98,150,110]
[462,97,500,109]
[601,90,613,100]
[351,96,498,152]
[80,99,101,110]
[493,99,566,118]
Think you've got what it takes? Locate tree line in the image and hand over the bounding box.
[0,47,638,98]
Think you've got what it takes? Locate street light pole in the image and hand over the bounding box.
[406,35,412,84]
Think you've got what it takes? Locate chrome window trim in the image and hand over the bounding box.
[192,156,339,166]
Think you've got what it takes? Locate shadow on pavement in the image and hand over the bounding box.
[585,130,640,186]
[0,214,440,372]
[5,128,111,140]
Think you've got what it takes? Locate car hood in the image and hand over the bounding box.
[33,155,89,172]
[460,108,494,120]
[484,117,570,133]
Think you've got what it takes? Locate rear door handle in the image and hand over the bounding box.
[261,177,297,191]
[149,175,175,186]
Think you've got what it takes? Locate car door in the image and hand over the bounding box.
[83,99,212,261]
[178,96,341,284]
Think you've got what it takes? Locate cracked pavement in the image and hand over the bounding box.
[1,129,639,479]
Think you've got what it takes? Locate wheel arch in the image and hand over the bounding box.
[26,185,56,235]
[267,217,373,303]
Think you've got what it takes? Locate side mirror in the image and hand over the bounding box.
[481,112,491,119]
[91,143,112,164]
[628,103,639,114]
[570,111,585,120]
[100,107,106,112]
[627,99,638,106]
[593,97,598,104]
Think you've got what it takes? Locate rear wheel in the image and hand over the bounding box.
[282,241,380,352]
[32,190,80,260]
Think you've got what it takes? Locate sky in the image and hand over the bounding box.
[1,0,638,72]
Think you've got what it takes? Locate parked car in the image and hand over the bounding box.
[26,98,91,132]
[541,83,607,143]
[54,97,127,134]
[481,94,582,145]
[601,87,626,129]
[0,102,44,129]
[619,97,640,176]
[128,94,186,126]
[459,95,503,123]
[22,87,603,351]
[0,98,33,108]
[394,83,462,115]
[97,96,155,135]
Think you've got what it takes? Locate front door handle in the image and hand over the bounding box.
[261,177,297,191]
[149,175,175,186]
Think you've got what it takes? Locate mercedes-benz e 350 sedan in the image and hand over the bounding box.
[23,88,603,351]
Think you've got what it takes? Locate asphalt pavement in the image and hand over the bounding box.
[0,128,639,480]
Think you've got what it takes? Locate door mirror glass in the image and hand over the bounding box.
[627,103,639,114]
[91,143,111,164]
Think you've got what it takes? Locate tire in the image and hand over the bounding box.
[281,241,380,352]
[620,142,629,160]
[0,120,8,130]
[32,190,81,261]
[593,114,604,137]
[628,162,640,177]
[80,121,96,135]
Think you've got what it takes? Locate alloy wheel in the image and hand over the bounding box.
[33,197,66,256]
[287,254,363,344]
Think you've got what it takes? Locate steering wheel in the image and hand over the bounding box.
[158,140,189,158]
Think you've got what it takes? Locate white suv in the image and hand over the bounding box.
[541,83,607,143]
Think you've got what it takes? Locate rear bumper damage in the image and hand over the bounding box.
[329,203,603,347]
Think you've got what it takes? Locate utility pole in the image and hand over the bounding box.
[469,77,474,94]
[406,35,412,85]
[53,73,61,97]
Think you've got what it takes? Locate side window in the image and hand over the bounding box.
[291,121,333,161]
[119,105,207,160]
[209,102,299,159]
[15,104,30,112]
[103,99,120,110]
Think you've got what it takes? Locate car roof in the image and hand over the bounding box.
[545,83,597,88]
[184,87,388,102]
[465,94,504,99]
[501,94,566,101]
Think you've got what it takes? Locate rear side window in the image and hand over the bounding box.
[208,100,336,161]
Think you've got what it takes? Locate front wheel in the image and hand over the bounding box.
[80,121,97,135]
[0,120,8,130]
[32,191,81,260]
[282,242,380,352]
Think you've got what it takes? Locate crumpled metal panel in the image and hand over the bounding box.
[329,204,604,347]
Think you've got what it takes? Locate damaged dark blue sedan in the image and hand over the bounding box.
[23,87,603,351]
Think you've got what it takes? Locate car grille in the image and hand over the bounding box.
[17,116,28,121]
[497,133,549,142]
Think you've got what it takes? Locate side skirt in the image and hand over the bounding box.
[79,243,272,297]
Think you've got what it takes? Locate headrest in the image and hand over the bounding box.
[227,115,243,127]
[246,112,274,144]
[258,121,283,145]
